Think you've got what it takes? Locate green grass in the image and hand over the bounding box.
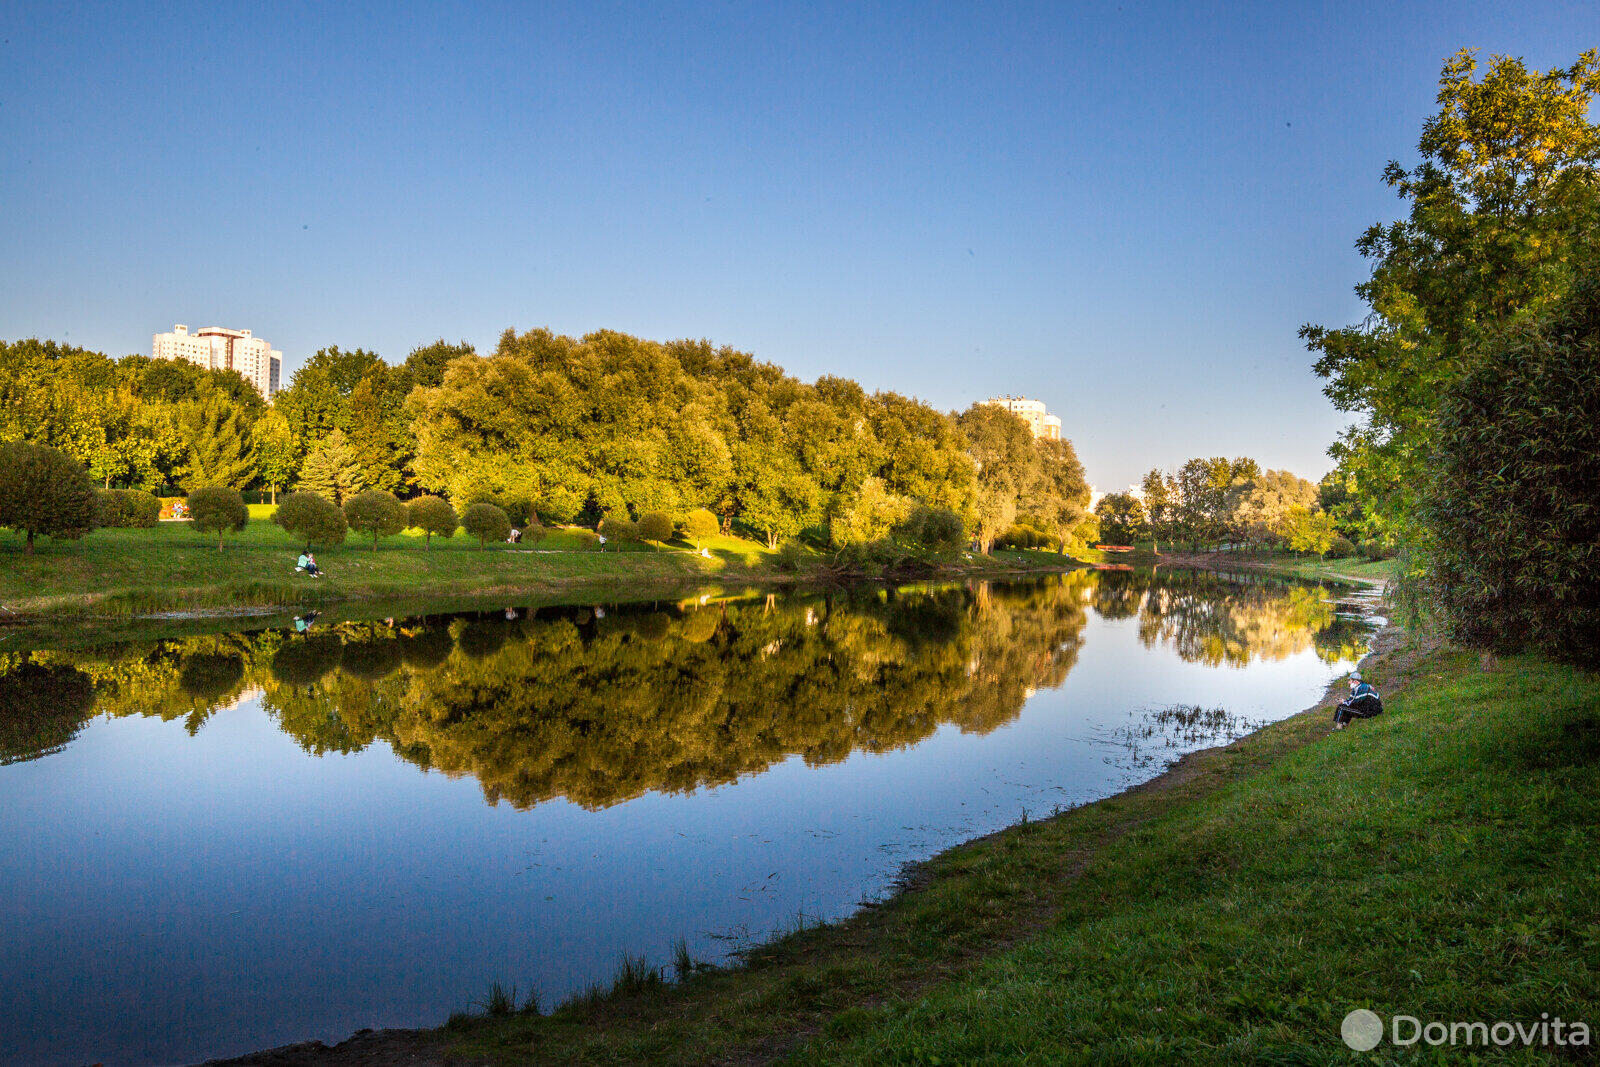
[439,641,1598,1064]
[0,516,1084,622]
[0,517,746,617]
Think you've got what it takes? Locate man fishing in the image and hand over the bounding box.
[1334,672,1383,730]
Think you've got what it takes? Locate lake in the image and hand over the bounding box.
[0,569,1378,1066]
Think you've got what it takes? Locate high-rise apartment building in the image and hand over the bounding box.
[153,324,282,397]
[985,396,1062,440]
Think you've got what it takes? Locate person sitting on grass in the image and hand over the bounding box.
[296,551,323,578]
[1334,672,1382,730]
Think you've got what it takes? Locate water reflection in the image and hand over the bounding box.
[1,570,1368,804]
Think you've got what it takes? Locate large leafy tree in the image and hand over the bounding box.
[253,410,297,504]
[1304,49,1600,535]
[298,428,365,505]
[274,346,386,449]
[956,404,1038,553]
[1414,280,1600,666]
[180,389,258,489]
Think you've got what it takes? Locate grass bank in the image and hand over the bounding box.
[0,516,1086,624]
[396,631,1596,1064]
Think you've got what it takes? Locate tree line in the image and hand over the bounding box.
[1306,48,1600,666]
[1092,459,1342,555]
[0,331,1096,556]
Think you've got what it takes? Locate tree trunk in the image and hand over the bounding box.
[425,532,432,551]
[25,530,34,555]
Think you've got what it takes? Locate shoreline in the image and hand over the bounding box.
[198,563,1400,1066]
[0,545,1098,637]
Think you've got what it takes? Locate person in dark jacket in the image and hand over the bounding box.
[1334,672,1383,729]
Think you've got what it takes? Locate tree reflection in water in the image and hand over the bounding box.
[0,570,1372,801]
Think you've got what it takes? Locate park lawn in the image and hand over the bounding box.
[0,518,1086,620]
[0,518,745,616]
[440,640,1598,1065]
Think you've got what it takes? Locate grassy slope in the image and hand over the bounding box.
[0,516,1081,618]
[441,640,1598,1065]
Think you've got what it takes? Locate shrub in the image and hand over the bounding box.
[599,515,637,541]
[1325,536,1356,560]
[682,508,719,542]
[521,521,547,543]
[274,491,348,551]
[775,541,809,572]
[894,505,966,555]
[96,489,161,528]
[1414,279,1600,666]
[829,477,910,547]
[343,489,407,551]
[996,523,1053,550]
[1357,539,1385,561]
[406,496,457,549]
[0,441,98,553]
[468,495,534,527]
[188,487,249,551]
[462,502,511,549]
[637,511,673,543]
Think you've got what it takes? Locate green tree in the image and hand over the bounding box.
[343,376,411,494]
[893,505,966,556]
[399,339,474,391]
[1303,49,1600,539]
[637,511,674,544]
[297,429,365,505]
[187,487,249,551]
[406,495,457,549]
[0,441,99,553]
[273,491,348,551]
[274,346,386,449]
[682,508,719,542]
[957,404,1038,553]
[1094,492,1147,544]
[462,502,511,549]
[343,489,407,551]
[829,476,911,546]
[1140,470,1177,549]
[1413,280,1600,666]
[1277,505,1337,555]
[253,410,297,504]
[180,390,258,489]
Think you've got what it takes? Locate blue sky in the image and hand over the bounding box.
[2,1,1594,490]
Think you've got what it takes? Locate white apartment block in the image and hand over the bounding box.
[153,324,282,397]
[985,395,1062,441]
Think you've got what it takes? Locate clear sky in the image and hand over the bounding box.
[2,1,1594,490]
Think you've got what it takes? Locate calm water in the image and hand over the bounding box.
[0,570,1376,1066]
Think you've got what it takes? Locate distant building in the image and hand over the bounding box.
[984,396,1061,441]
[153,324,281,397]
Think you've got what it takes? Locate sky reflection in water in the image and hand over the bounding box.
[0,570,1375,1066]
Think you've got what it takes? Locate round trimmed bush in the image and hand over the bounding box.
[683,508,719,542]
[462,502,511,548]
[274,491,348,551]
[0,441,98,553]
[187,487,249,551]
[406,496,457,549]
[343,489,407,551]
[637,511,673,543]
[1325,536,1357,560]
